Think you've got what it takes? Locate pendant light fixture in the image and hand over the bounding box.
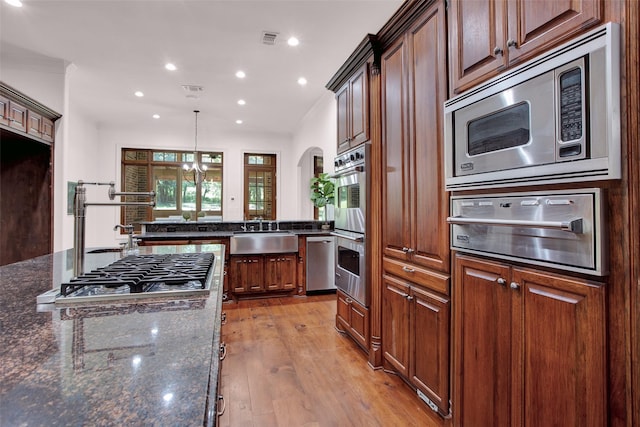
[183,110,207,183]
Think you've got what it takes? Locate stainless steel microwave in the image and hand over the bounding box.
[444,23,620,190]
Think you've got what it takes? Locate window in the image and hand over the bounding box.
[244,153,276,220]
[121,148,223,230]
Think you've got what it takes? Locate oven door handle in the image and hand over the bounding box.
[446,216,583,233]
[330,232,364,242]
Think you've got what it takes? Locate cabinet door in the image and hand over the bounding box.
[336,289,351,331]
[407,1,449,273]
[349,64,369,146]
[41,117,55,142]
[8,100,28,132]
[0,95,9,126]
[506,0,602,66]
[411,285,450,415]
[349,297,369,349]
[448,0,507,94]
[264,256,281,290]
[27,110,43,138]
[382,275,411,377]
[510,268,606,427]
[279,255,297,291]
[453,255,512,427]
[230,256,263,293]
[336,84,350,153]
[381,37,411,262]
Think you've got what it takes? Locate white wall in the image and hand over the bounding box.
[291,91,337,219]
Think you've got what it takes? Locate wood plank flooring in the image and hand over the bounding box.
[218,294,441,427]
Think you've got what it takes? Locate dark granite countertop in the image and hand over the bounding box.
[0,244,225,426]
[137,229,333,241]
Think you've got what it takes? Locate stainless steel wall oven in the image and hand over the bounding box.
[332,144,370,306]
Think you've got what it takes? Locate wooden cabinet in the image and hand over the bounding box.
[1,89,58,143]
[230,253,297,296]
[381,0,449,274]
[448,0,603,94]
[336,289,369,350]
[453,254,606,427]
[382,274,450,415]
[264,254,297,291]
[230,255,263,293]
[336,63,369,153]
[3,97,28,133]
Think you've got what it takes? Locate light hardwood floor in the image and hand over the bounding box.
[218,294,441,427]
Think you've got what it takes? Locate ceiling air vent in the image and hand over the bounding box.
[261,31,279,45]
[182,85,204,99]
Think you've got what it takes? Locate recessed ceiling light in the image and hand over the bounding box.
[5,0,22,7]
[287,37,299,47]
[134,91,144,97]
[235,120,243,125]
[297,77,307,86]
[165,63,177,71]
[235,70,246,79]
[152,114,160,119]
[237,99,246,106]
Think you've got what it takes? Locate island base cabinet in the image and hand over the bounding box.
[336,289,369,351]
[382,274,451,416]
[229,253,298,297]
[453,254,606,427]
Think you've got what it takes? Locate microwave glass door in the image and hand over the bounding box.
[454,70,556,176]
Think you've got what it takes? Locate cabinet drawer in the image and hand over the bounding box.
[383,257,450,296]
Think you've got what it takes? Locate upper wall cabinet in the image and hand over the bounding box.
[326,35,376,154]
[0,82,60,143]
[336,63,369,153]
[448,0,603,95]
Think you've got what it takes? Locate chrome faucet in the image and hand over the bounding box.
[73,181,155,277]
[114,224,135,251]
[256,216,263,231]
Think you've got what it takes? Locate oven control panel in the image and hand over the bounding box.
[334,144,367,173]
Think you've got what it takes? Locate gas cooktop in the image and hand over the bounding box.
[39,253,215,305]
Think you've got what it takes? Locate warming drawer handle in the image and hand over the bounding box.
[330,232,364,242]
[446,216,583,233]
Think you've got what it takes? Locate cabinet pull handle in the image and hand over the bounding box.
[510,282,521,290]
[507,39,518,49]
[217,394,226,416]
[345,297,352,304]
[402,247,410,253]
[493,46,503,55]
[406,295,414,301]
[402,266,415,273]
[219,342,227,361]
[496,278,506,286]
[221,311,227,325]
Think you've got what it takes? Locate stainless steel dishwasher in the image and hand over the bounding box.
[306,236,336,292]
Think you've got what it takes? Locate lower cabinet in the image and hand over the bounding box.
[453,254,606,427]
[336,289,369,350]
[382,274,451,416]
[230,253,297,295]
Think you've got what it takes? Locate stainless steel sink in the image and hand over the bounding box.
[230,232,298,255]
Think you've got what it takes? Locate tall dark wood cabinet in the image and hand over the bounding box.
[380,0,450,416]
[448,0,603,94]
[454,254,606,427]
[0,82,60,266]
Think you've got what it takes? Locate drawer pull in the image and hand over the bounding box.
[402,266,415,273]
[217,394,226,416]
[219,342,227,361]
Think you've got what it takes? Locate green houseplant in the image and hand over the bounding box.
[309,173,335,222]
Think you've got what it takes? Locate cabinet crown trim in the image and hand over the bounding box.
[1,81,62,121]
[326,34,377,92]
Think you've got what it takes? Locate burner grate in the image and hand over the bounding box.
[60,253,215,296]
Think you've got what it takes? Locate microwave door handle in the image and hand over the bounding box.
[446,216,583,233]
[330,232,364,242]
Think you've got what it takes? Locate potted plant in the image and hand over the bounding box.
[309,172,335,227]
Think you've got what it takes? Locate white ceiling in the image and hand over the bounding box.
[0,0,403,136]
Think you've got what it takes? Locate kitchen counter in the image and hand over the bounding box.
[138,229,333,242]
[0,244,225,426]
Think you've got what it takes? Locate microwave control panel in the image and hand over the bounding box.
[559,67,584,143]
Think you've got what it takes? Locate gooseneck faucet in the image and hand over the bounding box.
[73,180,155,278]
[114,224,135,251]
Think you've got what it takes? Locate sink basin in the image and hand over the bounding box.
[87,247,122,254]
[233,230,289,234]
[230,232,298,255]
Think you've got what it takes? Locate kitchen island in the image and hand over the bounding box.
[0,244,225,426]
